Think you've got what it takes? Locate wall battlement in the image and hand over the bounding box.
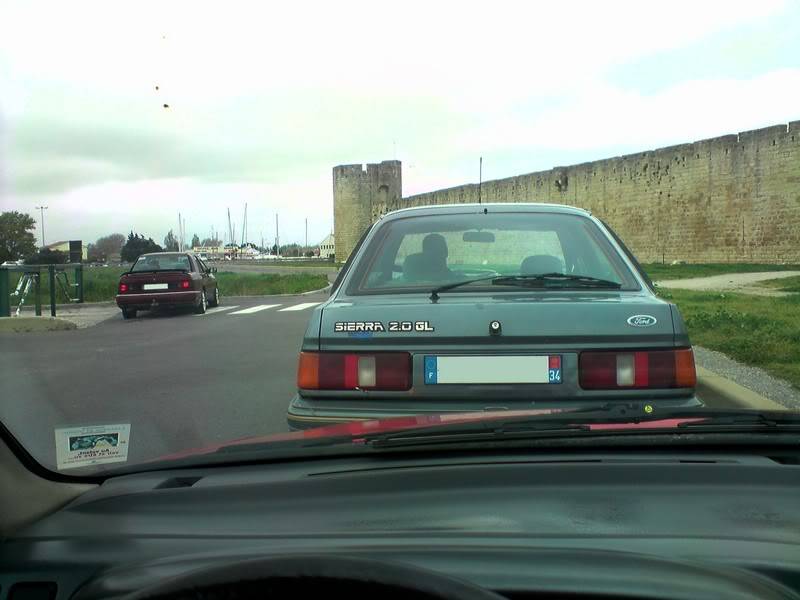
[333,122,800,263]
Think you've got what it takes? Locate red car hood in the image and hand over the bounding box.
[152,409,705,463]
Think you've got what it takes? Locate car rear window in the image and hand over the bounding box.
[131,254,192,272]
[350,211,640,293]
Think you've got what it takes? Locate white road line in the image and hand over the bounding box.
[228,304,281,315]
[278,302,320,312]
[196,305,239,316]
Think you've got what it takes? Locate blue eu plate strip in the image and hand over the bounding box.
[424,356,437,384]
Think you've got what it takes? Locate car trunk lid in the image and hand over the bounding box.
[121,271,190,293]
[319,292,675,351]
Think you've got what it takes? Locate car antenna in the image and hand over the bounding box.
[478,156,482,205]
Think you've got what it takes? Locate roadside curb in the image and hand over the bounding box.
[696,366,786,410]
[301,283,332,295]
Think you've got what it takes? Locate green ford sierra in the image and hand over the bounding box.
[288,203,698,429]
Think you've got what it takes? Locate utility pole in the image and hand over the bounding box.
[35,206,48,247]
[305,218,308,251]
[478,157,483,205]
[275,214,280,257]
[241,203,248,247]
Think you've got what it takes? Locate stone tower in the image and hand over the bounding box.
[333,160,402,262]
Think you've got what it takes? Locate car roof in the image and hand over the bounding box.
[138,252,193,258]
[381,202,591,220]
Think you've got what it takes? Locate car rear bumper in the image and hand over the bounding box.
[116,291,200,310]
[287,392,703,430]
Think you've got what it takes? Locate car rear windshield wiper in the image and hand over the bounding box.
[430,272,620,300]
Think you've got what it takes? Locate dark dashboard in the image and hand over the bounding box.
[2,449,800,599]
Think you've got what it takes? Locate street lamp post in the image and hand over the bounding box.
[35,206,48,247]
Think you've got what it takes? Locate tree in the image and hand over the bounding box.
[163,230,179,252]
[94,233,125,259]
[191,234,200,249]
[24,248,67,265]
[121,232,163,263]
[201,237,221,247]
[0,211,38,263]
[87,243,104,262]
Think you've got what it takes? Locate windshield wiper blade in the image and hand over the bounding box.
[430,275,506,300]
[312,406,800,450]
[492,273,622,289]
[430,273,620,300]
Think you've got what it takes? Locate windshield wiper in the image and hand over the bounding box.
[307,406,800,450]
[430,273,620,300]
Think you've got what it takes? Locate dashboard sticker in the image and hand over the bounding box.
[54,424,131,470]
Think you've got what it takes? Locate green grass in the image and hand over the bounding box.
[215,272,328,296]
[642,263,800,281]
[7,268,328,304]
[0,317,76,333]
[758,275,800,293]
[658,288,800,390]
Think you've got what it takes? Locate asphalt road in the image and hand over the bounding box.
[0,292,328,472]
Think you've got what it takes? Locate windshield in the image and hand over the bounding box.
[353,212,638,292]
[1,2,799,477]
[131,254,191,272]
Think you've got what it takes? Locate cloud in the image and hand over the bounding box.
[0,0,796,241]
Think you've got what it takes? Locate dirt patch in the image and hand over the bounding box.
[0,317,77,333]
[655,271,800,296]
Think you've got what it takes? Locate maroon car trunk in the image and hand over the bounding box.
[117,270,200,309]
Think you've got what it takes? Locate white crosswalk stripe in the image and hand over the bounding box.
[228,304,281,315]
[195,305,239,316]
[278,302,320,312]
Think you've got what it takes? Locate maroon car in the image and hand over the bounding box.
[116,252,220,319]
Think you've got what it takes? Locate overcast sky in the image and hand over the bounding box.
[1,0,798,248]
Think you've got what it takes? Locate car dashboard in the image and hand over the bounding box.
[2,448,800,600]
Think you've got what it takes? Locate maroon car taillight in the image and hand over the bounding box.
[579,348,696,389]
[298,352,411,391]
[118,282,128,293]
[180,279,191,289]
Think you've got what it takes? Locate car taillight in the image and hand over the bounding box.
[180,280,191,289]
[580,348,696,389]
[297,352,411,391]
[118,282,128,293]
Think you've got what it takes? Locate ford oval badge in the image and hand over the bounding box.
[627,315,657,327]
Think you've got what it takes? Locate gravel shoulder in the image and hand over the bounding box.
[656,271,800,295]
[694,346,800,410]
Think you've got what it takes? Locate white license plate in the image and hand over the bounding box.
[143,283,169,290]
[424,355,561,384]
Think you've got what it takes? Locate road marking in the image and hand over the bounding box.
[229,304,281,315]
[196,305,239,316]
[278,302,320,312]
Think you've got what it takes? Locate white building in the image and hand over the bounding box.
[318,234,334,259]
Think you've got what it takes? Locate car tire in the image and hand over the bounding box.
[122,308,137,320]
[195,289,207,314]
[209,285,220,307]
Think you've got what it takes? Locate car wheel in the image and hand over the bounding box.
[209,285,220,307]
[121,308,137,320]
[195,289,207,314]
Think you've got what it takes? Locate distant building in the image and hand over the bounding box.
[193,245,224,259]
[44,240,87,262]
[318,234,335,259]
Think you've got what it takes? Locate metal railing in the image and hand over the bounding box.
[0,263,84,318]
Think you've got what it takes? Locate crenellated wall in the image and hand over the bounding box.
[334,121,800,263]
